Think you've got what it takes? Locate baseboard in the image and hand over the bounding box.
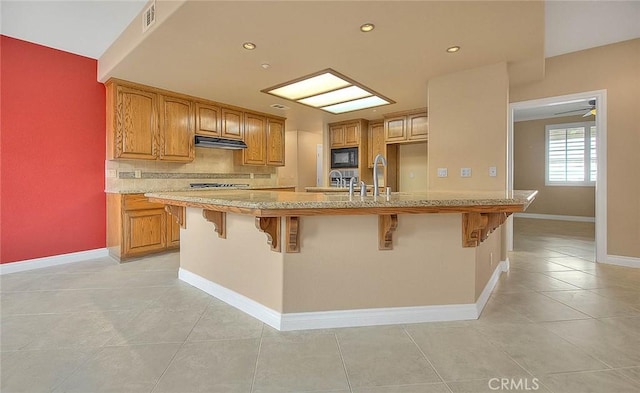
[178,268,283,330]
[0,248,110,275]
[602,254,640,269]
[179,260,509,331]
[514,213,595,223]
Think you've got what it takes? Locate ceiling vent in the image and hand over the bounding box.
[142,1,156,33]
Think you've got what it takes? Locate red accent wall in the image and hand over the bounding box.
[1,36,106,263]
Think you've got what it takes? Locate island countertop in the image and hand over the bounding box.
[146,189,537,216]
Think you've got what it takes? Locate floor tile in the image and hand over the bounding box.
[405,325,528,382]
[541,369,640,393]
[352,383,451,393]
[490,292,590,322]
[252,334,349,393]
[589,287,640,308]
[53,343,181,393]
[541,290,640,318]
[617,367,640,384]
[0,348,95,393]
[107,308,203,345]
[1,310,138,351]
[336,326,440,388]
[544,256,597,271]
[153,339,259,393]
[543,319,640,367]
[147,282,214,312]
[544,270,618,289]
[187,302,263,342]
[475,322,607,375]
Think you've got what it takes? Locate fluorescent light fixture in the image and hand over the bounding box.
[261,68,394,114]
[298,86,371,107]
[322,96,390,114]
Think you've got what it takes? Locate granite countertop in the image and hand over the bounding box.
[305,186,384,192]
[145,189,538,213]
[106,185,296,194]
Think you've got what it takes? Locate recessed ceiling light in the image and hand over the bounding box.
[261,63,270,69]
[360,23,375,32]
[261,68,394,114]
[242,42,256,50]
[446,46,461,53]
[270,104,289,110]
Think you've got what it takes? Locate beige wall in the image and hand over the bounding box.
[514,116,595,217]
[428,63,509,191]
[398,142,428,192]
[511,39,640,258]
[277,130,322,191]
[475,226,502,300]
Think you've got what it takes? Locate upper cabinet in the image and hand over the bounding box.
[330,121,360,148]
[106,79,285,165]
[107,80,194,162]
[158,94,195,161]
[266,118,285,166]
[384,108,428,144]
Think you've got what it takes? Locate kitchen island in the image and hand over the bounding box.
[146,189,536,330]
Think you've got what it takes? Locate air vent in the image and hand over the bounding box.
[142,1,156,32]
[270,104,289,110]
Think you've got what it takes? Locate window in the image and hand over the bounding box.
[545,121,596,186]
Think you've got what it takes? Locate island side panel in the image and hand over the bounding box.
[475,226,503,300]
[180,207,285,312]
[281,214,478,313]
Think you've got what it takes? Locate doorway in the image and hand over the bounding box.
[507,90,607,263]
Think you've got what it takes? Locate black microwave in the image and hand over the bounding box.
[331,147,358,168]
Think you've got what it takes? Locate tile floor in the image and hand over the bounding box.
[1,218,640,392]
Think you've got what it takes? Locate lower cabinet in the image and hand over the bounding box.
[107,193,180,261]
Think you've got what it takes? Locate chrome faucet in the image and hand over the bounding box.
[349,177,358,197]
[329,170,344,187]
[372,154,387,196]
[360,181,367,197]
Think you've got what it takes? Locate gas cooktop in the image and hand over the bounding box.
[189,183,249,188]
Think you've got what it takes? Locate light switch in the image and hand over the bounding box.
[437,168,448,178]
[460,168,472,177]
[134,170,142,179]
[489,166,497,177]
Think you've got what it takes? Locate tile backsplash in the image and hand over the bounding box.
[105,147,277,192]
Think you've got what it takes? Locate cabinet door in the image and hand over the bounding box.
[408,112,428,141]
[166,214,181,249]
[123,209,167,256]
[330,125,345,148]
[221,107,243,140]
[266,118,285,166]
[195,102,221,136]
[385,116,407,143]
[243,113,267,165]
[344,123,360,146]
[368,122,385,168]
[115,86,157,159]
[158,95,194,162]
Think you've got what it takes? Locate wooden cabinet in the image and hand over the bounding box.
[266,118,285,166]
[221,107,243,140]
[195,102,221,136]
[384,109,428,144]
[243,113,267,165]
[107,193,181,261]
[330,122,360,148]
[236,114,286,167]
[107,80,194,162]
[158,95,195,161]
[367,121,385,168]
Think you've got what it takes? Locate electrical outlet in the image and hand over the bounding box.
[437,168,448,178]
[460,168,472,177]
[105,169,117,178]
[489,166,497,177]
[134,170,142,179]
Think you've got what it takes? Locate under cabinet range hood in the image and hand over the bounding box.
[194,135,247,150]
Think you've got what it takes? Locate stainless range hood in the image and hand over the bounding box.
[194,135,247,150]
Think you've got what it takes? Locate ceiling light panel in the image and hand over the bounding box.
[322,96,390,114]
[268,73,350,100]
[298,86,372,107]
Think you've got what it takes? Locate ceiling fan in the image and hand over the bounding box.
[554,99,596,117]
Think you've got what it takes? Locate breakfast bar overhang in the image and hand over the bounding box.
[147,190,537,331]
